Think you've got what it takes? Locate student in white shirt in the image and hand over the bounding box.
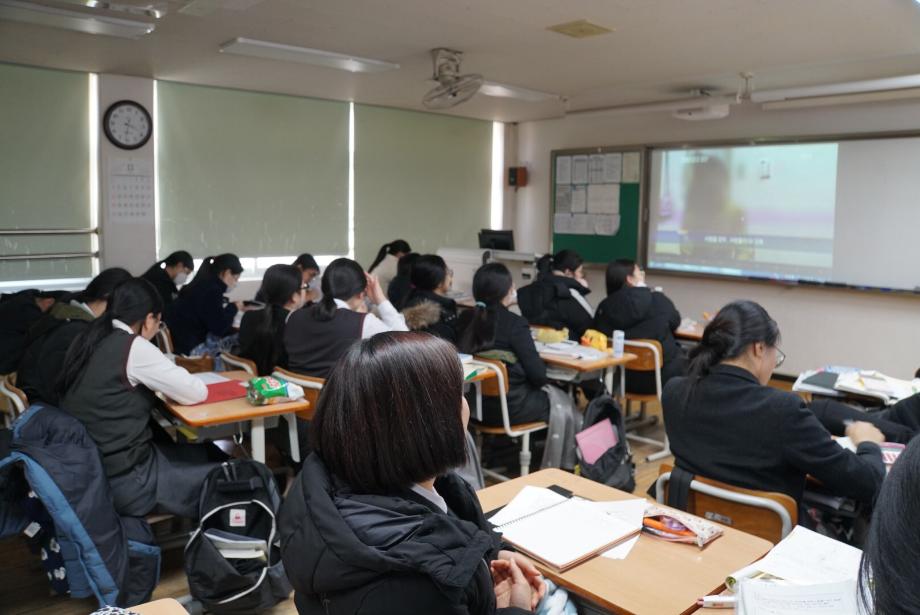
[59,278,220,519]
[284,257,408,378]
[366,239,411,291]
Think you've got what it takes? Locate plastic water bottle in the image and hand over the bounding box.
[612,330,625,358]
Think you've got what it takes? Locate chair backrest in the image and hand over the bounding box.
[221,352,258,376]
[623,338,663,372]
[0,374,28,417]
[655,463,797,544]
[154,325,174,354]
[272,367,325,419]
[474,357,509,398]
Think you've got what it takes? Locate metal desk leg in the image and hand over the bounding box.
[251,417,266,463]
[283,413,300,463]
[475,381,483,421]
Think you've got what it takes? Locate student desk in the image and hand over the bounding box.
[539,349,637,398]
[162,370,310,464]
[675,321,705,342]
[477,469,772,615]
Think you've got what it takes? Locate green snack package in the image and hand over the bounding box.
[247,376,290,406]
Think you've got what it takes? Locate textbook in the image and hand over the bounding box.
[736,579,860,615]
[834,370,920,404]
[488,486,640,572]
[204,529,268,560]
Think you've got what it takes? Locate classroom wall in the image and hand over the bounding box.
[516,100,920,376]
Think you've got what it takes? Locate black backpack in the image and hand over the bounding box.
[184,460,292,613]
[577,395,636,493]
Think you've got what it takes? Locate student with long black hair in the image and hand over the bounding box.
[141,250,194,309]
[165,253,245,357]
[859,437,920,615]
[280,332,542,614]
[18,267,132,404]
[59,278,216,518]
[238,264,305,376]
[518,249,593,341]
[662,300,885,516]
[387,251,419,310]
[366,239,411,291]
[402,254,459,343]
[284,258,407,378]
[457,263,549,425]
[593,259,687,393]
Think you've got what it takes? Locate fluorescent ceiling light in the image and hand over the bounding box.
[0,0,154,37]
[220,37,399,73]
[761,86,920,110]
[567,94,738,117]
[752,74,920,103]
[480,81,560,103]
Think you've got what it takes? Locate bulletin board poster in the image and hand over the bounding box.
[551,149,643,263]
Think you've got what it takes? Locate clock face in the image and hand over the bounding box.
[103,100,152,150]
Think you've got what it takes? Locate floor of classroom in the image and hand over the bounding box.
[6,381,798,614]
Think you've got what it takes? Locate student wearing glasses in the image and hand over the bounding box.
[661,300,886,517]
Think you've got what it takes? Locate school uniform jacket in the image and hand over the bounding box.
[165,277,238,355]
[662,365,885,508]
[402,289,459,344]
[518,274,593,341]
[141,265,180,310]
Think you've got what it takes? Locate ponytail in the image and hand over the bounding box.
[58,278,163,395]
[535,254,553,277]
[368,239,411,273]
[157,250,194,271]
[311,258,367,321]
[687,300,780,383]
[457,263,513,354]
[181,253,242,295]
[73,267,132,304]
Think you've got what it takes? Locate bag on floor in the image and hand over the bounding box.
[577,395,635,492]
[184,460,292,613]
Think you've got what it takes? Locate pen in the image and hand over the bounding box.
[696,595,736,608]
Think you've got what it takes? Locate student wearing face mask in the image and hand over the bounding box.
[457,263,549,425]
[165,253,247,357]
[141,251,194,310]
[238,264,305,376]
[593,259,687,394]
[58,278,219,518]
[662,300,885,519]
[518,250,593,341]
[283,258,408,378]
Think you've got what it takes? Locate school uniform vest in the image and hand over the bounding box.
[283,306,367,378]
[61,329,157,478]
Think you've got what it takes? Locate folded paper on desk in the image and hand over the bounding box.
[834,370,920,404]
[736,579,860,615]
[727,526,862,591]
[489,486,640,571]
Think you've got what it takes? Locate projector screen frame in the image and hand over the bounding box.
[641,128,920,297]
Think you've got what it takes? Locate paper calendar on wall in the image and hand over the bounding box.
[108,157,154,225]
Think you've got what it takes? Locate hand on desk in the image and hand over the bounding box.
[491,558,535,611]
[497,549,546,609]
[845,421,885,445]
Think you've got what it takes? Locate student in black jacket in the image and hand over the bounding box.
[165,253,246,356]
[238,264,305,376]
[279,332,542,615]
[402,254,459,343]
[662,300,885,517]
[386,251,419,310]
[457,263,549,425]
[593,259,687,394]
[141,251,194,310]
[518,250,593,341]
[0,289,56,374]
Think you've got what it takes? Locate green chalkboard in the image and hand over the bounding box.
[551,148,644,264]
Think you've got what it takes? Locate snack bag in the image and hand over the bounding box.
[246,376,305,406]
[534,327,569,344]
[580,329,608,351]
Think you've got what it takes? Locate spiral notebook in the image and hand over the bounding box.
[489,486,640,572]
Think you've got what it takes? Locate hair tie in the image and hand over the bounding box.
[475,301,487,308]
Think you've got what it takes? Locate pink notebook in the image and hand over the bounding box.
[576,419,618,464]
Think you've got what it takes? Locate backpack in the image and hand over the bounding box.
[184,460,292,613]
[577,395,636,493]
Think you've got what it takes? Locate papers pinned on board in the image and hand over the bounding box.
[553,151,638,237]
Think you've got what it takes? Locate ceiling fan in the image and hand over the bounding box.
[422,48,560,110]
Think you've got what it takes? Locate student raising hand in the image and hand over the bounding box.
[490,558,534,612]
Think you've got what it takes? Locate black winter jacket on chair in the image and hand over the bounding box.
[279,453,530,615]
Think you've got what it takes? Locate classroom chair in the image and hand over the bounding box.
[621,339,670,462]
[154,324,214,373]
[468,357,548,482]
[271,367,323,421]
[220,352,258,376]
[655,464,797,544]
[0,374,28,427]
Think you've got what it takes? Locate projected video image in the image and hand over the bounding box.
[648,143,838,280]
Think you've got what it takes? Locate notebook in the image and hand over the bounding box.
[201,380,248,404]
[489,486,640,572]
[575,419,618,464]
[203,528,268,560]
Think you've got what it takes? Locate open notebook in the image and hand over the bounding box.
[489,486,640,572]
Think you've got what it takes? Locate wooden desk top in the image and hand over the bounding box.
[163,371,311,427]
[675,322,706,342]
[540,350,637,372]
[477,469,772,615]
